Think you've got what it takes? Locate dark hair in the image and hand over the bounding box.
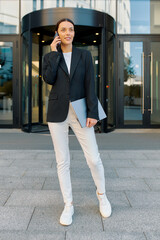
[55,18,75,32]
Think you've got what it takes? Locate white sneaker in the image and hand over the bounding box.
[60,204,74,226]
[96,190,112,218]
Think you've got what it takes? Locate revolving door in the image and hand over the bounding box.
[22,8,115,132]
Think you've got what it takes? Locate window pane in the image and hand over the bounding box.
[123,42,143,125]
[22,32,29,126]
[0,42,13,124]
[21,0,116,20]
[150,42,160,125]
[0,0,19,34]
[32,37,39,123]
[107,33,115,129]
[118,0,160,34]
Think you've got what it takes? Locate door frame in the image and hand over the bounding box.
[117,34,160,128]
[0,35,20,128]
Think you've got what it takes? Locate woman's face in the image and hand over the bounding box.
[57,21,75,46]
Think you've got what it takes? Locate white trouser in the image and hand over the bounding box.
[48,103,106,205]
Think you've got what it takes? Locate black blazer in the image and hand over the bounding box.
[42,45,98,122]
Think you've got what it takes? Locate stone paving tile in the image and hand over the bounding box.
[145,231,160,240]
[27,206,69,232]
[103,159,135,168]
[69,152,85,161]
[108,151,147,160]
[115,167,160,178]
[144,152,160,160]
[0,159,14,167]
[72,151,111,161]
[62,206,103,232]
[1,149,160,238]
[0,206,34,231]
[102,207,160,232]
[99,152,111,160]
[125,191,160,207]
[106,191,130,207]
[24,168,56,177]
[0,231,65,240]
[0,167,26,177]
[105,178,150,191]
[27,205,102,233]
[144,179,160,191]
[43,177,95,191]
[5,190,63,207]
[70,161,89,169]
[10,159,53,168]
[71,167,118,179]
[0,152,37,160]
[34,152,56,161]
[42,184,129,207]
[0,177,45,190]
[0,190,13,206]
[66,231,146,240]
[131,159,160,168]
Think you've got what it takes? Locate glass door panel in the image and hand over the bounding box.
[0,42,13,125]
[123,42,143,125]
[32,41,39,123]
[150,42,160,125]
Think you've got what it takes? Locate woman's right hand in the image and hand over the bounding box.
[50,36,61,52]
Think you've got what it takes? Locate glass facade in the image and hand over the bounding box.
[0,0,19,34]
[118,0,160,34]
[123,42,143,125]
[0,42,13,124]
[107,33,115,129]
[21,0,116,19]
[22,32,29,126]
[1,0,160,130]
[32,39,39,123]
[150,42,160,125]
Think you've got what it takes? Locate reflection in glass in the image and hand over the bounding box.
[21,0,116,19]
[76,45,99,97]
[123,42,143,125]
[118,0,160,34]
[0,42,13,125]
[22,32,29,126]
[0,0,19,34]
[150,42,160,125]
[107,33,115,129]
[32,40,39,123]
[42,45,52,124]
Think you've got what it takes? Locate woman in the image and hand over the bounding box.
[43,18,111,226]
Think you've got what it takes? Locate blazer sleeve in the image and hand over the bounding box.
[42,51,61,85]
[85,51,99,120]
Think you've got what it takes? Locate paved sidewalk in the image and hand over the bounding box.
[0,130,160,239]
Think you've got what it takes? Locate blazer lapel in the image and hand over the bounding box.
[58,46,69,77]
[70,46,81,81]
[57,46,81,80]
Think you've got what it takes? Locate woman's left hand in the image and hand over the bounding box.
[86,118,97,128]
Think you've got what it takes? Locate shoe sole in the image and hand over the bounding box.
[100,211,112,218]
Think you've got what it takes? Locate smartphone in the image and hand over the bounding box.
[54,32,61,47]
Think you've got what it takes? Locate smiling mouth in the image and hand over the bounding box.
[65,38,71,40]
